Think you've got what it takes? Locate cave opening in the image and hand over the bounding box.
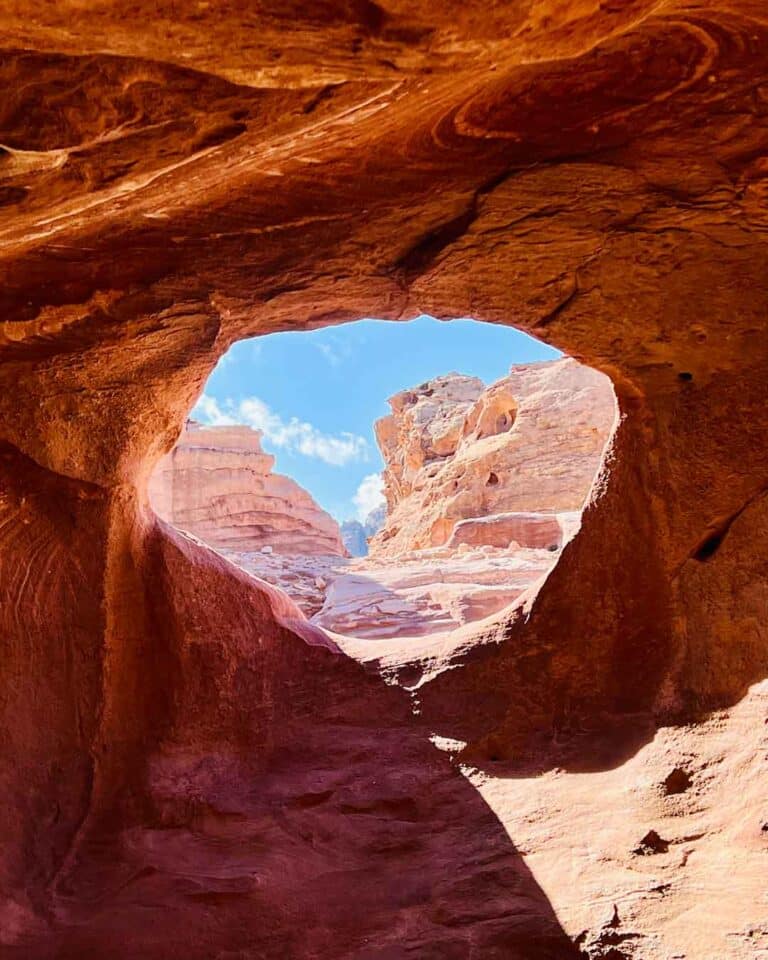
[150,315,617,643]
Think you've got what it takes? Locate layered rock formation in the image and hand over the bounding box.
[313,544,561,638]
[231,540,562,639]
[371,358,615,557]
[3,3,768,958]
[150,421,346,556]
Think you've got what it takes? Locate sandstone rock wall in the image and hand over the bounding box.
[370,358,616,557]
[3,3,768,958]
[150,422,347,556]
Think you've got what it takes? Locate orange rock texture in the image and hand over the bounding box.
[150,422,347,555]
[1,3,768,958]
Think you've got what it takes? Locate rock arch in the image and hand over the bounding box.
[1,3,768,955]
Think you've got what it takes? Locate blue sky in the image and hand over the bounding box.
[192,316,560,521]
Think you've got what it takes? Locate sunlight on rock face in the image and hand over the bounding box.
[150,422,347,556]
[370,357,615,557]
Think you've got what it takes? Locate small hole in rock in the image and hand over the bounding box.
[486,471,499,486]
[634,830,669,855]
[678,371,694,382]
[695,530,724,561]
[663,767,692,795]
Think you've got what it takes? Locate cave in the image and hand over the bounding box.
[2,4,768,959]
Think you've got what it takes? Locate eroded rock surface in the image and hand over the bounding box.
[229,542,559,639]
[314,544,560,639]
[2,2,768,958]
[150,421,347,555]
[371,358,616,556]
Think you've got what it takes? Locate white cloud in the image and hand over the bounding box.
[316,342,342,366]
[314,336,353,367]
[353,472,386,522]
[192,393,237,425]
[191,393,369,467]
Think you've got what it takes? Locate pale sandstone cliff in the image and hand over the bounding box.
[370,358,617,558]
[150,422,347,556]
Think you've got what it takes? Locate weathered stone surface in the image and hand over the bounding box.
[150,421,347,556]
[463,678,768,960]
[375,374,484,519]
[229,542,559,639]
[447,511,567,551]
[2,3,768,958]
[312,544,558,638]
[371,358,616,556]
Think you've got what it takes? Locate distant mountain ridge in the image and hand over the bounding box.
[341,504,386,557]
